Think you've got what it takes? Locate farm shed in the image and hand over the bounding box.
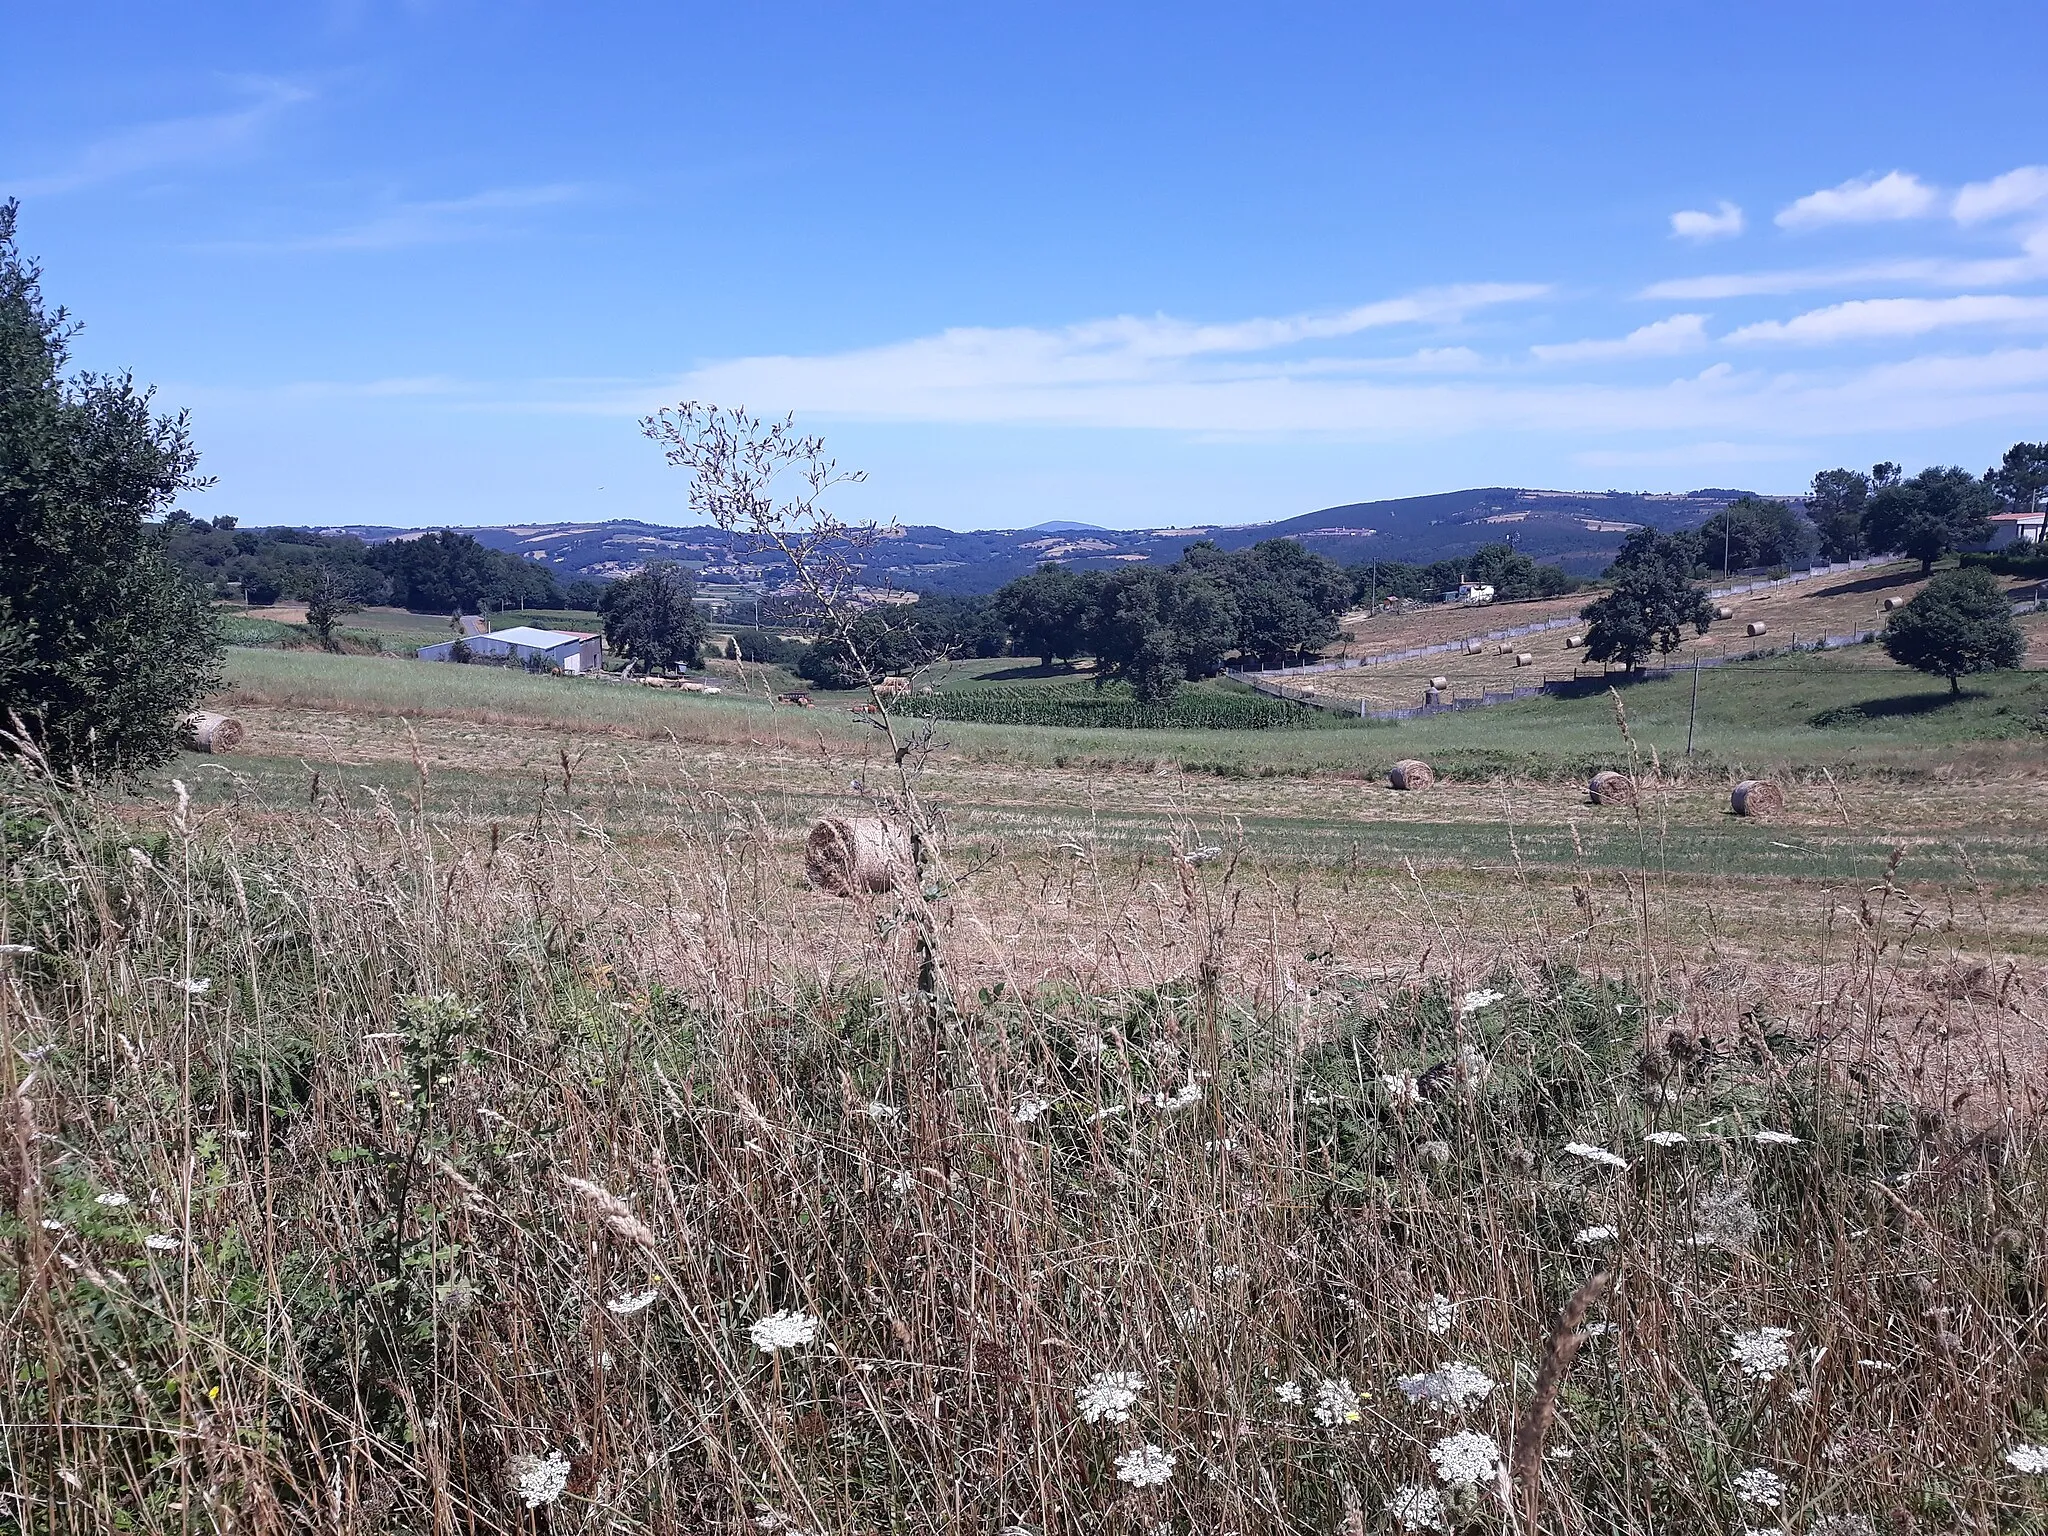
[418,625,603,673]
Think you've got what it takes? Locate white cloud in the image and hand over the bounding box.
[1670,202,1744,241]
[3,78,312,197]
[1532,314,1709,363]
[209,185,590,253]
[1726,294,2048,346]
[1953,165,2048,224]
[1642,226,2048,299]
[1776,171,1939,230]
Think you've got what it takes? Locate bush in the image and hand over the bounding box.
[896,684,1344,730]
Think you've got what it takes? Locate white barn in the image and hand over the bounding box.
[418,625,603,673]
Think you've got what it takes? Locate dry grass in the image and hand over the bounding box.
[5,738,2048,1533]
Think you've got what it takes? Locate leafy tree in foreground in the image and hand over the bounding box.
[1879,568,2025,693]
[1863,465,1998,574]
[0,200,221,776]
[600,560,707,673]
[1581,531,1714,669]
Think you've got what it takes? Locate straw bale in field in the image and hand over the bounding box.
[805,816,912,896]
[1715,605,1734,619]
[1730,779,1784,818]
[1883,596,1903,610]
[1514,652,1533,666]
[181,712,244,753]
[1747,621,1768,637]
[1465,641,1484,654]
[1565,634,1582,648]
[1430,675,1448,689]
[1497,643,1513,655]
[1588,769,1637,806]
[1389,758,1435,791]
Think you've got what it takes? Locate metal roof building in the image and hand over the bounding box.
[417,625,603,673]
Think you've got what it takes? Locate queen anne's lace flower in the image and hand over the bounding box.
[605,1287,659,1315]
[1424,1294,1455,1337]
[1732,1466,1786,1507]
[507,1450,571,1509]
[1149,1081,1202,1113]
[748,1309,821,1353]
[1381,1072,1423,1108]
[1397,1361,1495,1410]
[1458,989,1504,1015]
[174,977,210,996]
[1643,1130,1689,1146]
[1113,1444,1175,1487]
[1753,1130,1802,1146]
[1075,1369,1145,1424]
[143,1234,182,1252]
[1274,1380,1303,1406]
[1428,1430,1500,1487]
[1311,1376,1361,1426]
[2008,1444,2048,1474]
[1574,1225,1617,1244]
[861,1101,900,1124]
[1728,1327,1794,1382]
[1011,1094,1051,1124]
[94,1192,131,1208]
[1387,1484,1448,1532]
[1564,1142,1630,1171]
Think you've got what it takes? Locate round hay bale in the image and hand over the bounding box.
[1730,779,1785,818]
[1465,640,1484,655]
[1565,634,1583,649]
[805,816,912,896]
[1430,675,1449,690]
[1747,621,1768,637]
[1882,595,1902,611]
[1588,770,1638,807]
[1497,643,1513,656]
[1514,652,1533,667]
[181,712,244,753]
[1714,604,1734,620]
[1389,758,1435,792]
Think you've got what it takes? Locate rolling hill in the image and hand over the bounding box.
[313,486,1778,597]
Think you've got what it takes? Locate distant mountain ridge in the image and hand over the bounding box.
[312,486,1779,597]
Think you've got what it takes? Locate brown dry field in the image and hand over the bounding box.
[1298,564,2047,708]
[171,686,2048,1125]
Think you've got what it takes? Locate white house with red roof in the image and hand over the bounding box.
[1984,510,2047,549]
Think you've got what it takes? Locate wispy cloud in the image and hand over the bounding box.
[209,185,591,253]
[1670,202,1743,242]
[1726,294,2048,346]
[1532,314,1708,363]
[3,78,312,197]
[1953,165,2048,224]
[1776,171,1939,230]
[1641,229,2048,300]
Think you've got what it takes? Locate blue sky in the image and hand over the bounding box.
[6,2,2047,531]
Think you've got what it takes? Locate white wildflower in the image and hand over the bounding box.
[1753,1130,1802,1146]
[1113,1444,1175,1487]
[1453,1044,1491,1089]
[1424,1294,1456,1336]
[1574,1225,1617,1244]
[861,1101,901,1124]
[39,1219,64,1233]
[174,977,211,996]
[1643,1130,1690,1146]
[748,1309,822,1353]
[143,1234,182,1252]
[1856,1357,1895,1371]
[0,944,34,956]
[1564,1141,1630,1171]
[1212,1264,1245,1282]
[1149,1080,1202,1113]
[1274,1380,1303,1406]
[1312,1376,1361,1426]
[1732,1466,1786,1507]
[1727,1326,1794,1382]
[1075,1369,1146,1425]
[2008,1444,2048,1474]
[1397,1361,1495,1410]
[1011,1094,1051,1124]
[507,1450,572,1509]
[1381,1072,1423,1108]
[605,1288,659,1316]
[1428,1429,1501,1487]
[1387,1484,1447,1532]
[1089,1103,1126,1123]
[94,1192,131,1208]
[1808,1518,1875,1536]
[1458,988,1504,1015]
[887,1169,916,1196]
[1693,1180,1762,1249]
